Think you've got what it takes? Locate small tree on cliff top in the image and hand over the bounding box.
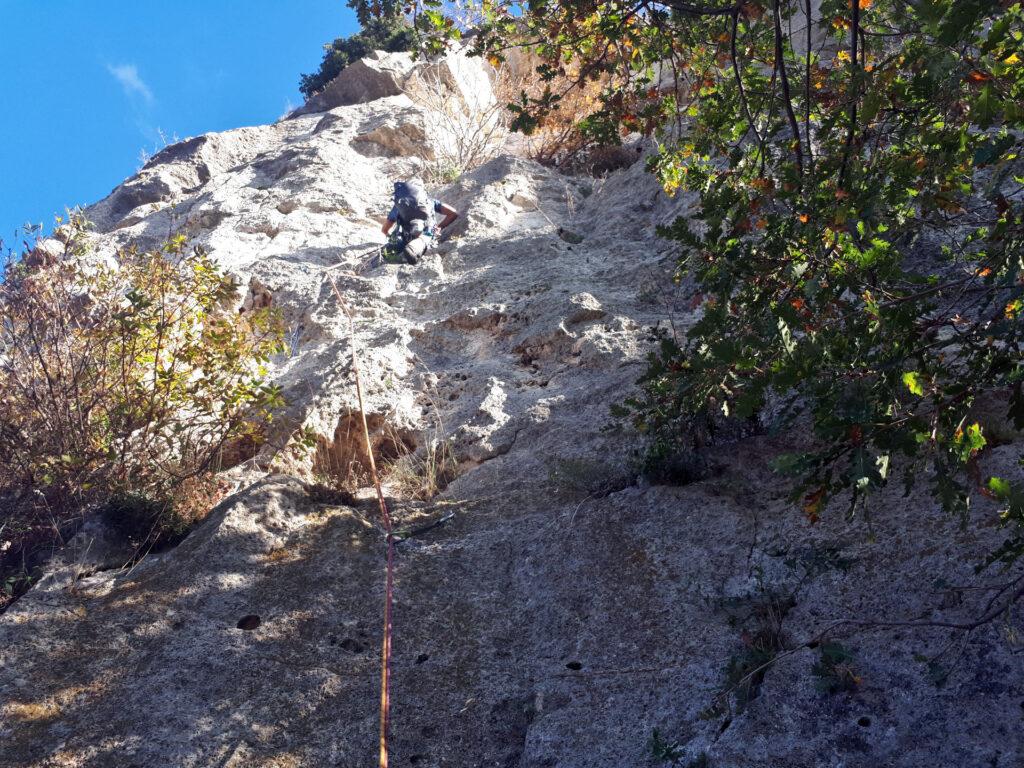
[299,0,488,99]
[300,0,417,98]
[300,17,417,98]
[425,1,1024,560]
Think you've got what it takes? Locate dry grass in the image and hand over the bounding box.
[379,382,461,501]
[383,435,459,500]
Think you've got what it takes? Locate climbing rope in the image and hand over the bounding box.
[320,230,450,764]
[327,274,395,768]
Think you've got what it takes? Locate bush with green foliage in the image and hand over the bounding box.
[0,214,286,576]
[439,1,1024,562]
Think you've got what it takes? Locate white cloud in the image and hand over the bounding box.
[107,63,154,103]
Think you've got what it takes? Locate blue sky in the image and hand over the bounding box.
[0,1,358,245]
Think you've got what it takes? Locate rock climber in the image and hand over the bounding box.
[381,178,458,265]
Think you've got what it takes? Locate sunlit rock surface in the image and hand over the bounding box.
[1,49,1020,768]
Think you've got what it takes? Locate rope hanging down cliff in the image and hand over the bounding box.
[326,274,395,768]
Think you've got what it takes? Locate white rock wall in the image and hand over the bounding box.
[0,49,1020,768]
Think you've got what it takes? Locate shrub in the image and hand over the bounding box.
[648,729,683,762]
[408,63,512,177]
[99,476,229,553]
[0,214,285,572]
[495,49,623,171]
[812,642,860,695]
[716,589,794,713]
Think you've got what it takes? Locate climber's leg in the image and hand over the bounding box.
[403,235,428,265]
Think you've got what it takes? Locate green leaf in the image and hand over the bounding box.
[938,0,997,45]
[956,422,986,459]
[973,134,1014,166]
[973,84,1000,128]
[861,90,882,124]
[902,371,925,396]
[876,454,891,481]
[778,317,796,355]
[988,476,1012,499]
[771,452,815,476]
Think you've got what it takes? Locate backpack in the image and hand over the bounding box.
[393,179,433,237]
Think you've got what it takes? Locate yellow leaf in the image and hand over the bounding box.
[803,488,825,523]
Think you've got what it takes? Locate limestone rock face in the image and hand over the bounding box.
[410,49,497,113]
[291,50,418,117]
[1,50,1021,768]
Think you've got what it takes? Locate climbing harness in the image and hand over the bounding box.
[379,230,412,265]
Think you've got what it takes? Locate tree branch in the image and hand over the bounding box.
[804,0,815,171]
[839,0,861,189]
[773,0,805,182]
[731,9,766,151]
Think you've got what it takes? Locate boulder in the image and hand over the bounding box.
[409,50,497,113]
[352,117,434,159]
[291,51,417,116]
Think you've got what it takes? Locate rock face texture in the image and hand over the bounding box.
[1,52,1022,768]
[292,50,419,117]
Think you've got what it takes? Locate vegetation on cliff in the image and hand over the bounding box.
[418,0,1024,561]
[0,215,285,605]
[299,0,416,98]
